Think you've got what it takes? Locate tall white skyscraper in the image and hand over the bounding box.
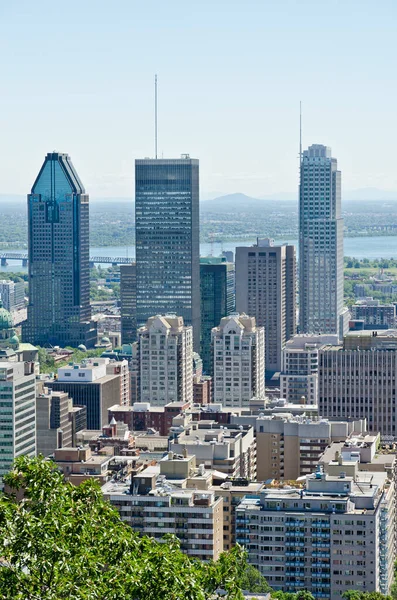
[299,144,348,337]
[211,313,265,407]
[137,315,193,406]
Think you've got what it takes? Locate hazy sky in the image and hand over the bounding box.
[1,0,396,199]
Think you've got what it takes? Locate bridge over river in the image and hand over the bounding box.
[0,253,134,267]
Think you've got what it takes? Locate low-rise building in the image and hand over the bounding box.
[351,298,396,329]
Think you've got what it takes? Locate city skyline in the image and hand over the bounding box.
[0,1,396,198]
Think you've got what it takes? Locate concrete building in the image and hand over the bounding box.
[120,263,137,344]
[236,238,296,374]
[351,298,396,329]
[236,463,395,599]
[0,361,36,487]
[212,313,265,407]
[137,315,193,407]
[0,280,25,312]
[135,157,200,351]
[53,446,117,485]
[200,257,235,374]
[280,334,339,405]
[104,358,130,406]
[47,359,122,430]
[108,400,191,437]
[319,330,397,436]
[255,414,367,481]
[299,144,349,338]
[23,152,97,347]
[170,422,256,480]
[103,453,224,561]
[36,389,73,457]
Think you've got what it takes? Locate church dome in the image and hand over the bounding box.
[0,301,13,330]
[101,336,110,344]
[9,333,19,345]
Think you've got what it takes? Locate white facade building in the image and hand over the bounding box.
[137,315,193,406]
[280,334,339,404]
[211,313,265,407]
[299,145,349,338]
[0,361,36,487]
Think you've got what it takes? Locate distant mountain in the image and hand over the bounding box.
[201,193,296,214]
[343,188,397,201]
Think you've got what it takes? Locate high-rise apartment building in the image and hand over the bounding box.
[23,152,97,347]
[236,464,395,599]
[200,257,235,374]
[0,280,25,312]
[211,314,265,406]
[120,263,137,344]
[319,330,397,436]
[236,238,296,374]
[280,334,339,404]
[299,145,348,338]
[135,156,200,350]
[0,361,36,487]
[137,315,193,406]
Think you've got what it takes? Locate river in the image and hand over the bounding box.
[1,236,397,273]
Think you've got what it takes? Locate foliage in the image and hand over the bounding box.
[343,593,392,600]
[36,346,105,374]
[272,592,315,600]
[240,564,271,593]
[0,456,250,600]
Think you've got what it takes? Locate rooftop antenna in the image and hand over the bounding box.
[155,74,158,159]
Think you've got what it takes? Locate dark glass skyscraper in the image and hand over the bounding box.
[120,263,137,344]
[135,156,200,350]
[200,257,235,373]
[23,152,97,347]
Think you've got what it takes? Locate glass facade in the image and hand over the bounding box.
[200,258,235,373]
[135,157,200,350]
[23,153,97,347]
[299,145,344,335]
[120,263,137,344]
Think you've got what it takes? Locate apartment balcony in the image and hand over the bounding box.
[312,583,330,589]
[286,570,305,577]
[286,561,305,567]
[312,521,330,528]
[236,537,249,544]
[312,542,330,548]
[312,532,330,538]
[286,531,305,537]
[312,563,330,569]
[286,580,306,587]
[312,551,330,558]
[285,520,305,526]
[286,541,305,547]
[312,573,330,579]
[285,551,305,557]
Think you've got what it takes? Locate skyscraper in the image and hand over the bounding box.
[211,313,265,407]
[200,257,235,373]
[23,152,97,347]
[120,263,137,344]
[299,144,348,337]
[135,156,200,350]
[137,315,193,406]
[236,238,296,374]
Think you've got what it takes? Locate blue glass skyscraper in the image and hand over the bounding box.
[135,156,200,350]
[23,152,97,347]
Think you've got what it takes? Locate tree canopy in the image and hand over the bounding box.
[0,456,254,600]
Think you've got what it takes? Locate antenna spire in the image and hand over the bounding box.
[299,100,302,164]
[155,74,158,159]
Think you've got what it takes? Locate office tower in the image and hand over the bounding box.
[23,152,97,348]
[280,333,339,404]
[135,156,200,350]
[137,315,193,406]
[0,280,25,312]
[47,358,122,430]
[255,413,366,481]
[36,390,73,457]
[319,330,397,436]
[0,361,36,487]
[236,462,395,598]
[299,145,349,337]
[120,263,137,344]
[351,298,396,329]
[200,257,235,373]
[236,238,296,375]
[211,313,265,406]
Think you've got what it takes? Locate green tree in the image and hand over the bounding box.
[0,456,249,600]
[240,563,271,593]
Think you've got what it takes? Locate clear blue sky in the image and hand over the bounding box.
[0,0,396,199]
